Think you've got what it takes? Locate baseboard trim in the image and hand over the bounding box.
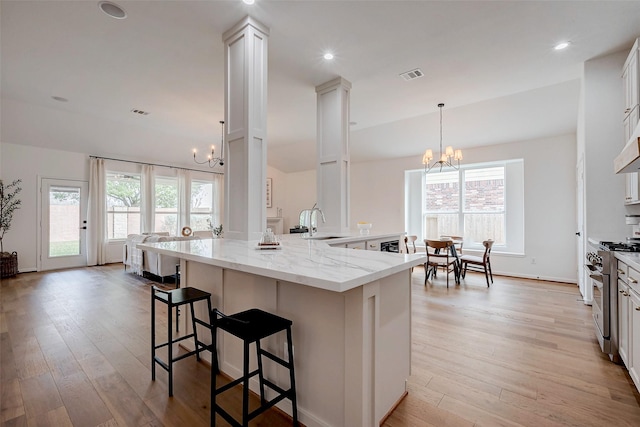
[379,390,408,426]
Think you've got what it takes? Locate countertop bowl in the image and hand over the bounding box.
[357,223,372,235]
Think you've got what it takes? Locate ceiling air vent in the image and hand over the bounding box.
[131,109,150,116]
[399,68,424,81]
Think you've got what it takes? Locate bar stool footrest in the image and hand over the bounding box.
[259,348,290,368]
[261,378,292,398]
[154,332,196,351]
[214,369,260,395]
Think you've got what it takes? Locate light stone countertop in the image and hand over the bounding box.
[139,233,425,293]
[615,252,640,274]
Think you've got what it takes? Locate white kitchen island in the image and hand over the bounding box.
[140,235,425,427]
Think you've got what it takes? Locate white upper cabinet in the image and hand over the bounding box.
[622,39,640,200]
[623,39,639,123]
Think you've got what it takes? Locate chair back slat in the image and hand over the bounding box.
[482,240,494,263]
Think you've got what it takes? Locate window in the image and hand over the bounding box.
[406,160,523,254]
[104,162,222,241]
[106,173,141,239]
[154,176,178,235]
[190,180,214,231]
[463,167,505,244]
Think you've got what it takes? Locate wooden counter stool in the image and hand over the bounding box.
[151,286,213,396]
[210,308,298,427]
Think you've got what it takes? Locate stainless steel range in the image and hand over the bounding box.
[585,239,640,361]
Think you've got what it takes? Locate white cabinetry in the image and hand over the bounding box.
[346,241,366,250]
[623,40,639,119]
[623,39,640,203]
[626,173,640,205]
[618,276,630,365]
[630,288,640,389]
[366,239,381,251]
[618,258,640,392]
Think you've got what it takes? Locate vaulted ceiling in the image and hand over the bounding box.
[2,1,640,172]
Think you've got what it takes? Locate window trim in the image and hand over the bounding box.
[406,159,524,254]
[106,172,142,241]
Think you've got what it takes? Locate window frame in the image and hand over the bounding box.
[190,179,216,231]
[153,175,179,236]
[105,172,142,241]
[406,159,524,254]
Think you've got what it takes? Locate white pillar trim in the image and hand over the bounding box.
[223,15,269,241]
[316,77,352,234]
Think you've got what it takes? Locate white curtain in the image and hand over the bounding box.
[178,169,190,231]
[212,173,224,228]
[141,164,154,233]
[87,158,107,265]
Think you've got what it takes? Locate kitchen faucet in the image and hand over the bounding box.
[308,203,326,237]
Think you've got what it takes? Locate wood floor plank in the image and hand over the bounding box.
[51,370,114,427]
[0,332,18,384]
[18,373,63,420]
[1,379,25,423]
[10,335,49,381]
[25,406,73,427]
[91,371,161,427]
[3,264,640,426]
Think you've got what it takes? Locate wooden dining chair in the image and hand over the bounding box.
[440,235,463,255]
[460,239,494,287]
[424,239,458,288]
[404,235,417,254]
[404,235,418,272]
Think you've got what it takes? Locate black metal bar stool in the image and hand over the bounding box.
[151,286,213,396]
[210,308,298,427]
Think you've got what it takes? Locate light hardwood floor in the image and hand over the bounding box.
[2,264,640,426]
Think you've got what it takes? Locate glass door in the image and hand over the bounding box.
[41,179,88,271]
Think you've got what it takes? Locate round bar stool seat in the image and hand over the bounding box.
[151,286,213,396]
[211,308,299,427]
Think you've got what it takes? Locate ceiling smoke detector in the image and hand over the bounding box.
[131,108,150,116]
[399,68,424,81]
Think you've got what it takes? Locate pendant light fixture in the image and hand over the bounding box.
[422,103,462,173]
[193,121,225,168]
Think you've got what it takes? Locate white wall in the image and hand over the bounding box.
[1,143,89,271]
[279,134,578,283]
[265,165,317,233]
[581,49,640,242]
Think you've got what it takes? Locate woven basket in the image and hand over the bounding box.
[1,252,18,278]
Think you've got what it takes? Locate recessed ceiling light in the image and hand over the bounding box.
[323,53,334,60]
[554,41,571,50]
[51,96,68,102]
[242,0,255,5]
[98,1,127,19]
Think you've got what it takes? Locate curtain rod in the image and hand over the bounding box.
[89,155,224,175]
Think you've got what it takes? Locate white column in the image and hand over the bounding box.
[223,16,269,241]
[316,77,352,234]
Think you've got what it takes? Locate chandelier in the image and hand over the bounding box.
[422,103,462,173]
[193,120,225,167]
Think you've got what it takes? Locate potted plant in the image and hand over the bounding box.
[207,218,223,238]
[1,179,22,278]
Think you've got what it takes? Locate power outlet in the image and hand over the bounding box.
[531,257,536,264]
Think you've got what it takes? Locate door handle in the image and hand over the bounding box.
[79,226,87,230]
[575,232,581,236]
